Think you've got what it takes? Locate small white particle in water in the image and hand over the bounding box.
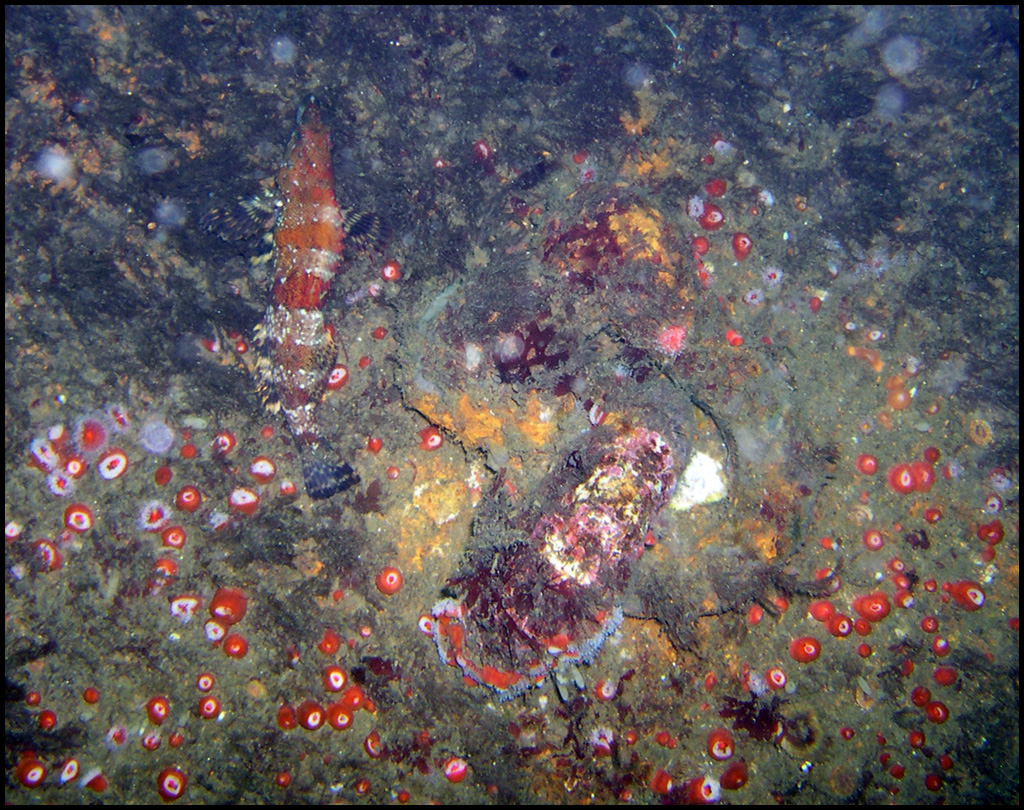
[622,61,653,90]
[36,146,74,182]
[880,35,921,79]
[154,199,187,230]
[137,416,175,455]
[873,83,906,123]
[270,35,297,66]
[136,147,173,176]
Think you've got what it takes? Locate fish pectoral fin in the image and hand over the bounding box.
[202,188,279,244]
[201,323,261,380]
[340,209,388,253]
[303,453,359,500]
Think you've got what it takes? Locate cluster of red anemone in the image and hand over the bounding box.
[204,587,249,660]
[886,460,935,495]
[278,680,371,734]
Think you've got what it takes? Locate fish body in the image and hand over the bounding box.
[253,98,358,499]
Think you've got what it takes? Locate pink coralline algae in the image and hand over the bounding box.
[427,426,676,698]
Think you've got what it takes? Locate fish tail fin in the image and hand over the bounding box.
[303,455,359,500]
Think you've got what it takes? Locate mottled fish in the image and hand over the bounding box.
[252,97,359,499]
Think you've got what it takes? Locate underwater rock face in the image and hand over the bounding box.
[429,426,676,698]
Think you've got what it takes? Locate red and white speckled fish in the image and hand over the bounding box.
[251,97,359,499]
